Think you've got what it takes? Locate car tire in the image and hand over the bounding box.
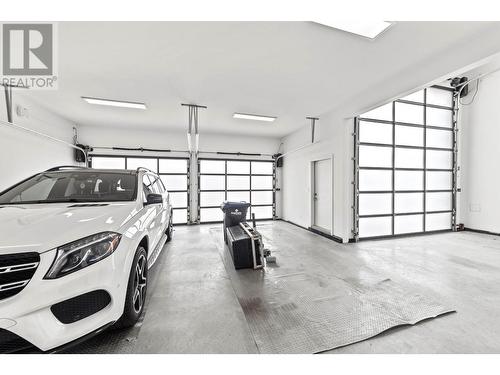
[166,211,173,242]
[116,246,148,328]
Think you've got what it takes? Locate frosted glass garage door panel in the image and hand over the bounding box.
[361,102,392,121]
[400,90,424,103]
[359,217,392,238]
[127,158,158,172]
[359,170,392,191]
[395,102,424,124]
[427,107,452,128]
[159,159,187,174]
[252,176,273,190]
[395,148,423,168]
[359,121,392,145]
[251,191,273,205]
[200,175,225,190]
[395,170,423,190]
[227,161,250,175]
[227,176,250,190]
[426,192,452,211]
[395,193,423,213]
[359,146,392,167]
[172,209,187,224]
[200,191,225,207]
[427,87,452,108]
[426,171,452,190]
[227,191,250,203]
[160,175,187,191]
[200,160,225,174]
[395,125,423,146]
[426,150,452,169]
[169,192,188,208]
[425,212,451,231]
[251,162,273,175]
[91,157,125,169]
[395,214,423,234]
[200,208,222,222]
[359,194,392,216]
[426,128,452,149]
[251,206,273,219]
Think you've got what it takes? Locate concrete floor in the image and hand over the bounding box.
[69,221,500,353]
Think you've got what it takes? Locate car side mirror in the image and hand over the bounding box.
[145,193,163,205]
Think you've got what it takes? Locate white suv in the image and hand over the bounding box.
[0,166,173,352]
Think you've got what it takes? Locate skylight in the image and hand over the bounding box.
[316,21,392,39]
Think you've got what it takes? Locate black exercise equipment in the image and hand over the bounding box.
[220,201,275,270]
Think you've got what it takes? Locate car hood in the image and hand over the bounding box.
[0,202,140,255]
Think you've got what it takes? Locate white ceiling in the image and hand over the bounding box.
[23,21,500,138]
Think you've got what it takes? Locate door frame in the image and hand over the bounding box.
[309,154,334,235]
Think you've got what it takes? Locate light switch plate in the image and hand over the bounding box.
[469,203,481,213]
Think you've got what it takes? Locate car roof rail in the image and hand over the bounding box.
[136,167,154,173]
[45,165,88,172]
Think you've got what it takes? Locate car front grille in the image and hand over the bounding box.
[0,252,40,301]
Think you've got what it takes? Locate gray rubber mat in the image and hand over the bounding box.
[210,226,455,354]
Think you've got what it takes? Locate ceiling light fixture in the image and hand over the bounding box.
[233,113,276,122]
[82,97,147,110]
[315,21,392,39]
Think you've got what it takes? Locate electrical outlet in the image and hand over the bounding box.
[15,105,29,118]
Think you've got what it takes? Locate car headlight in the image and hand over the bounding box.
[45,232,122,279]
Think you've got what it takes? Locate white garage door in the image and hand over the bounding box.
[354,86,456,239]
[198,158,275,223]
[90,155,190,224]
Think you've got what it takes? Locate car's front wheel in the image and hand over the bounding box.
[117,246,148,328]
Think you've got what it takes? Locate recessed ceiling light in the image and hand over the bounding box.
[233,113,276,122]
[82,96,147,109]
[315,21,392,39]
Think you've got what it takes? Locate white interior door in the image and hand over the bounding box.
[313,158,332,233]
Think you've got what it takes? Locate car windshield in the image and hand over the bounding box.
[0,171,137,204]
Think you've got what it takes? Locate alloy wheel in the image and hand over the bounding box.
[132,253,147,314]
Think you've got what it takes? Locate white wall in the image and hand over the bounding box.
[280,114,353,242]
[0,92,79,191]
[459,70,500,233]
[78,125,280,155]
